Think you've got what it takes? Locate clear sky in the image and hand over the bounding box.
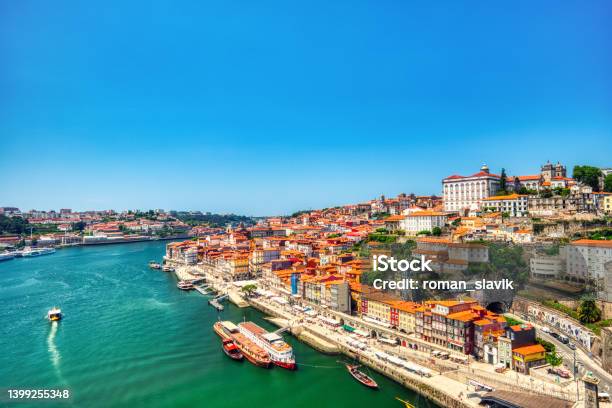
[1,1,611,215]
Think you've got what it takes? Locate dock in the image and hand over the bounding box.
[209,299,224,311]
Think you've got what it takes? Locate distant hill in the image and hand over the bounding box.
[170,211,255,228]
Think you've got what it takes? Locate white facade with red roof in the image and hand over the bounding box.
[442,165,501,212]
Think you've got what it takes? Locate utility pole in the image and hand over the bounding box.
[574,347,579,401]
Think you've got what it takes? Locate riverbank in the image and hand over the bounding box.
[249,297,477,408]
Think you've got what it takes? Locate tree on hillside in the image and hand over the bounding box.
[573,165,602,192]
[499,168,507,193]
[577,295,602,324]
[0,215,29,235]
[72,221,86,232]
[604,174,612,193]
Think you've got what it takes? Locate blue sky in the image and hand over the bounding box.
[1,1,611,215]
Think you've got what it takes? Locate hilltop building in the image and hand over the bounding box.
[442,165,501,213]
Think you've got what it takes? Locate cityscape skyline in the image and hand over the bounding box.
[2,0,611,215]
[2,158,610,216]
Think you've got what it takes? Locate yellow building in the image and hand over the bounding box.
[512,344,546,374]
[604,195,612,214]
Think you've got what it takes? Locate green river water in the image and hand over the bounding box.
[0,241,436,408]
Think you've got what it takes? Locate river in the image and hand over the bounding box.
[0,241,433,407]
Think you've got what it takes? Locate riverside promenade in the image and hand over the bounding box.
[248,296,478,408]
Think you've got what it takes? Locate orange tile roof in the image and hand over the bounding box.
[513,344,545,355]
[405,211,447,217]
[517,175,540,181]
[571,239,612,248]
[447,311,477,322]
[482,194,526,201]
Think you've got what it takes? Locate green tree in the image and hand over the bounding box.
[573,165,602,192]
[431,227,442,236]
[72,221,86,232]
[539,189,553,198]
[577,295,602,324]
[0,215,29,235]
[499,168,507,193]
[536,338,556,353]
[604,174,612,193]
[546,351,563,367]
[241,284,258,297]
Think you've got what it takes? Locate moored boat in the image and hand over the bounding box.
[214,321,270,367]
[148,260,161,269]
[213,321,239,340]
[47,307,62,322]
[222,339,244,361]
[162,265,174,272]
[177,281,194,290]
[231,332,271,368]
[18,247,56,257]
[238,321,295,370]
[0,252,15,262]
[346,364,378,389]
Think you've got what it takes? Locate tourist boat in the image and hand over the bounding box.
[214,321,271,368]
[0,252,15,262]
[346,364,378,389]
[177,281,194,290]
[18,247,56,257]
[47,307,62,322]
[231,332,271,368]
[214,321,239,340]
[222,339,244,361]
[148,261,161,269]
[238,321,296,370]
[161,265,174,272]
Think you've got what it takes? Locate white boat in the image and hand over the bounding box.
[0,253,15,262]
[47,307,62,321]
[238,321,296,370]
[18,247,56,257]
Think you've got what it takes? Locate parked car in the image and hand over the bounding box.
[541,327,550,334]
[559,335,570,345]
[568,342,576,350]
[548,367,571,379]
[550,332,560,340]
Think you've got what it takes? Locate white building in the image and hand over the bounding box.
[442,165,500,212]
[530,255,565,280]
[400,211,447,233]
[566,239,612,283]
[480,194,528,217]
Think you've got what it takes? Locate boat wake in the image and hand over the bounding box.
[47,322,67,384]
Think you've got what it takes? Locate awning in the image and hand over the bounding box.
[343,324,355,332]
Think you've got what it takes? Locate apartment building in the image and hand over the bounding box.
[400,211,447,233]
[301,275,351,313]
[480,194,528,217]
[530,255,565,279]
[412,237,488,274]
[249,248,281,276]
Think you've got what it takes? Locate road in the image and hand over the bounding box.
[506,312,612,393]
